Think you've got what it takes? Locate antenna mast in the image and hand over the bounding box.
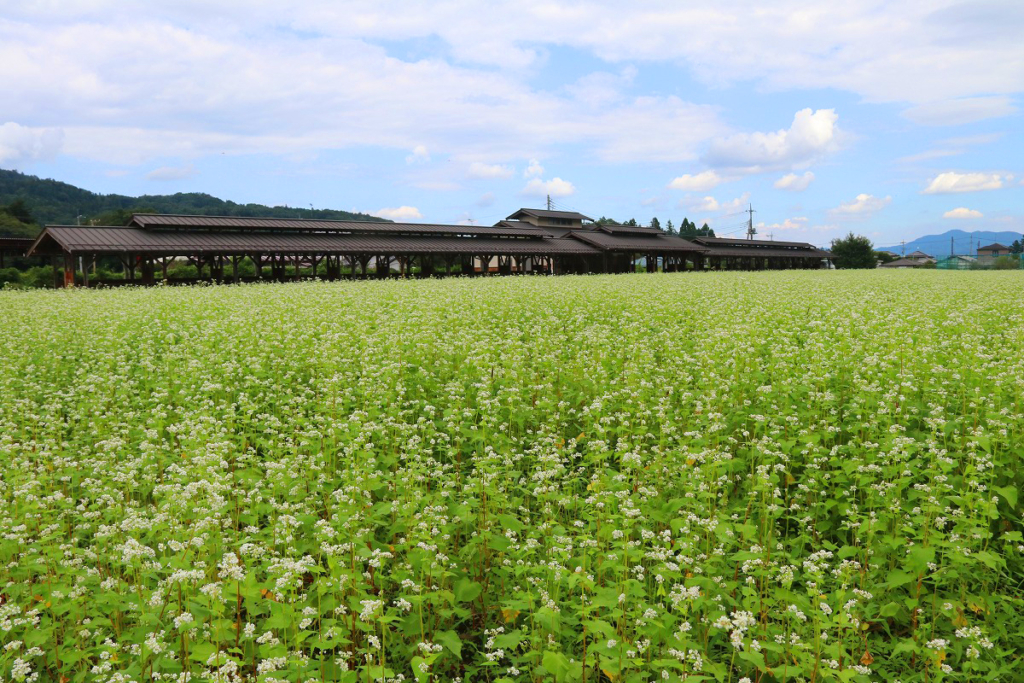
[746,203,756,240]
[546,194,553,211]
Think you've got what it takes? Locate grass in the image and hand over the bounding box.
[0,270,1021,683]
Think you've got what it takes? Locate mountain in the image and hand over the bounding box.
[0,169,387,233]
[877,229,1022,257]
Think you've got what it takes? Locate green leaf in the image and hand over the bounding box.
[436,629,462,659]
[994,485,1018,509]
[455,578,482,603]
[542,650,571,683]
[879,601,901,617]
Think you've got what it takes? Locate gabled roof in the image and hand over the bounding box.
[693,236,824,251]
[596,224,663,235]
[506,208,593,222]
[569,230,707,253]
[906,250,933,258]
[130,213,550,238]
[879,257,924,268]
[28,226,600,257]
[977,243,1010,251]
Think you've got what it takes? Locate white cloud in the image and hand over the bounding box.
[476,192,495,208]
[923,172,1006,194]
[521,177,575,198]
[371,206,423,220]
[704,109,840,173]
[523,159,544,178]
[0,122,63,168]
[668,170,722,191]
[405,145,430,164]
[828,193,892,217]
[943,207,983,219]
[145,163,197,181]
[902,96,1017,126]
[757,217,809,231]
[773,171,814,191]
[684,192,750,213]
[468,162,514,179]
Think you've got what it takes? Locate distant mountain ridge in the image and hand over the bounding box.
[877,229,1022,257]
[0,169,387,229]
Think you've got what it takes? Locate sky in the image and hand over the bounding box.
[1,1,1022,248]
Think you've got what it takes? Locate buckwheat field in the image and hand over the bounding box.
[1,271,1022,683]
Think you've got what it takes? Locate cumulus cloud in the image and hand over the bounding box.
[667,170,722,191]
[145,163,197,181]
[521,177,575,198]
[523,159,544,178]
[756,217,809,232]
[829,194,891,217]
[0,122,63,168]
[902,96,1017,126]
[704,109,840,174]
[405,145,430,164]
[943,207,983,219]
[923,172,1006,194]
[372,206,423,220]
[468,162,514,179]
[773,171,814,191]
[684,192,750,213]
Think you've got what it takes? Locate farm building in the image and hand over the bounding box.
[935,255,976,270]
[976,243,1011,267]
[27,209,833,286]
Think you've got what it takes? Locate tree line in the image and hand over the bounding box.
[595,216,716,238]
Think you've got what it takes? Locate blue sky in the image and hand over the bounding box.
[1,1,1022,247]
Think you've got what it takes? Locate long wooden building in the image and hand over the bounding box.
[27,208,832,286]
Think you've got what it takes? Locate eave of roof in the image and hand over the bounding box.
[569,231,707,253]
[29,226,602,257]
[505,208,593,221]
[130,214,550,238]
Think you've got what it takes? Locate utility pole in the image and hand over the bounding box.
[546,194,553,211]
[970,235,973,256]
[746,203,756,240]
[950,236,954,257]
[901,240,905,257]
[768,233,774,241]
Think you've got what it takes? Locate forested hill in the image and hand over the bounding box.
[0,169,388,236]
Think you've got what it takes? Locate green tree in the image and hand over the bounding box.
[665,219,675,234]
[1010,239,1023,255]
[992,255,1020,270]
[830,232,876,269]
[874,250,898,265]
[699,222,714,237]
[650,217,661,231]
[4,198,35,224]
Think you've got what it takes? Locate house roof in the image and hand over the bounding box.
[879,258,924,268]
[700,245,833,259]
[568,230,707,253]
[977,243,1010,251]
[596,224,664,235]
[29,226,601,257]
[505,208,593,222]
[130,213,550,238]
[906,250,933,258]
[693,236,826,251]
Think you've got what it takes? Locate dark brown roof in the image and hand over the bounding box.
[131,214,550,238]
[506,208,593,222]
[30,226,600,257]
[701,246,833,259]
[976,243,1009,251]
[0,237,35,250]
[879,257,925,268]
[694,236,822,250]
[569,230,707,253]
[596,224,663,235]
